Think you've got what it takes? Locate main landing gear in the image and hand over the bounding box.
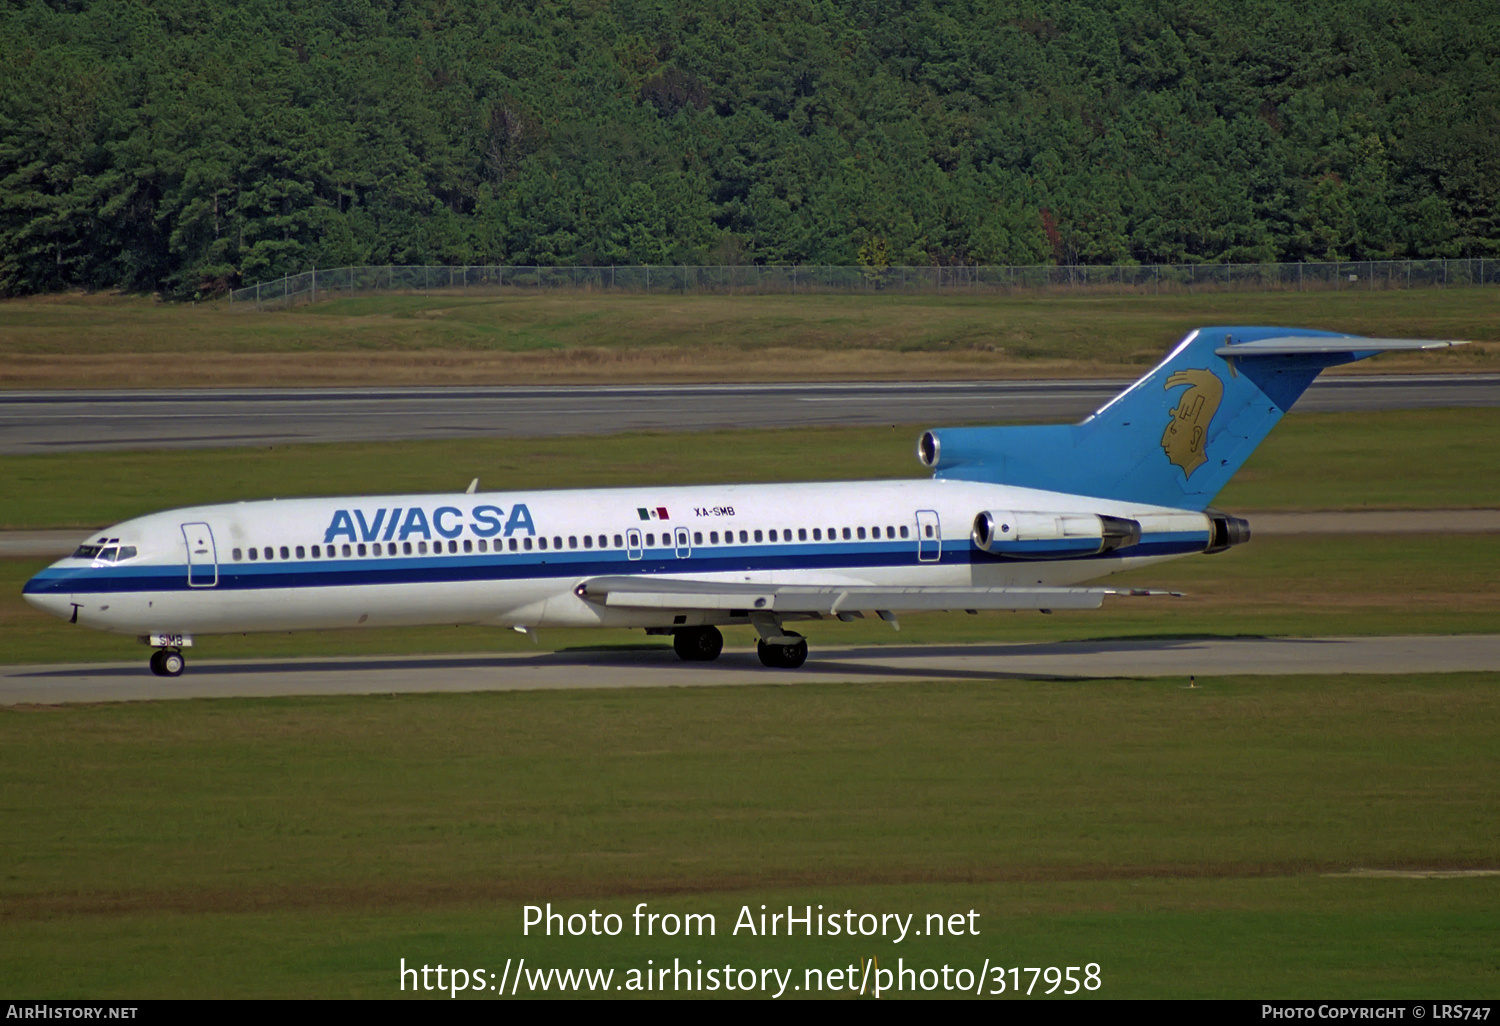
[757,631,807,669]
[670,623,808,669]
[673,625,724,662]
[149,649,185,677]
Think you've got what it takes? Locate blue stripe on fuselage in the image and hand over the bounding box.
[25,536,1209,595]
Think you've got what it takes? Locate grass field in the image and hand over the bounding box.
[2,674,1496,997]
[2,288,1496,387]
[5,408,1499,531]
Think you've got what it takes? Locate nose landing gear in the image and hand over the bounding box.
[149,649,185,677]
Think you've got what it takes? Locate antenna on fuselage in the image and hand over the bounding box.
[466,478,479,494]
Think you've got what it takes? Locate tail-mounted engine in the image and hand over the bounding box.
[971,511,1142,559]
[1204,509,1251,554]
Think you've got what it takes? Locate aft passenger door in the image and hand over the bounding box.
[181,522,219,587]
[915,510,941,562]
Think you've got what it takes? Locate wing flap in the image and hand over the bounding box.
[576,576,1179,614]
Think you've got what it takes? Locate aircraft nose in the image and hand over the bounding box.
[22,571,75,622]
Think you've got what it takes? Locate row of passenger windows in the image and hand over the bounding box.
[228,523,926,563]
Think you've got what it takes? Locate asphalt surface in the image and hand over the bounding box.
[2,634,1496,705]
[3,373,1497,453]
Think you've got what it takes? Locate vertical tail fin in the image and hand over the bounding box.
[922,326,1465,509]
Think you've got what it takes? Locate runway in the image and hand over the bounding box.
[3,373,1497,453]
[3,634,1496,705]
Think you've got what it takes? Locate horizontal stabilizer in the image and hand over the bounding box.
[576,576,1179,614]
[1216,336,1468,356]
[924,326,1467,509]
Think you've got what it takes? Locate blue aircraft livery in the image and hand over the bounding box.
[21,327,1469,677]
[323,504,537,543]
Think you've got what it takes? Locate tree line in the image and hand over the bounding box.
[2,0,1497,297]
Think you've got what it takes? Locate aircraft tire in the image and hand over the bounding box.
[673,626,724,662]
[149,650,166,676]
[757,632,806,669]
[160,651,185,677]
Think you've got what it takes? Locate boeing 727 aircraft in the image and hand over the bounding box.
[24,326,1464,676]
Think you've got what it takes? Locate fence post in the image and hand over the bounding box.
[311,266,316,305]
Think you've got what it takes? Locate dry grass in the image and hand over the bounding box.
[2,288,1496,388]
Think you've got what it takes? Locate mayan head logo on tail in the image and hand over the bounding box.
[1161,368,1224,478]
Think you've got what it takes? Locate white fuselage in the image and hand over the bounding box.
[24,478,1214,638]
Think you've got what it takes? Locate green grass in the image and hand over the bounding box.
[4,408,1499,532]
[1,675,1496,996]
[3,288,1496,387]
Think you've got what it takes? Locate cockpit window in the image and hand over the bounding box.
[74,544,137,563]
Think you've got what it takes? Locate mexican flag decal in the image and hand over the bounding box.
[637,507,670,521]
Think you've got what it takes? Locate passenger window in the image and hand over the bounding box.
[446,540,455,553]
[539,537,548,550]
[402,542,412,555]
[295,545,305,558]
[249,548,258,561]
[739,530,748,543]
[925,525,934,537]
[264,547,274,560]
[478,539,487,552]
[812,528,821,541]
[343,544,352,557]
[583,535,592,549]
[842,528,851,540]
[373,543,382,556]
[900,525,909,538]
[768,529,777,542]
[280,546,290,559]
[693,531,702,544]
[464,539,473,553]
[710,531,718,544]
[646,533,654,546]
[754,530,763,542]
[858,527,867,539]
[233,548,243,561]
[613,534,623,548]
[357,543,367,556]
[509,538,518,551]
[798,528,807,541]
[312,545,321,557]
[523,538,533,551]
[417,542,427,554]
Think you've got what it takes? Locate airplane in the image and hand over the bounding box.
[23,326,1464,677]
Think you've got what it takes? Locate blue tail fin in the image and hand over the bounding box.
[920,326,1462,509]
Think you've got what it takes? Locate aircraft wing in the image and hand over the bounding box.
[575,576,1179,614]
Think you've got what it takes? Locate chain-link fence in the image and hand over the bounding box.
[228,259,1499,310]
